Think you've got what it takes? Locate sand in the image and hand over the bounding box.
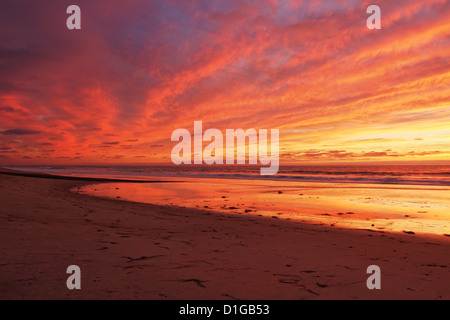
[1,169,450,300]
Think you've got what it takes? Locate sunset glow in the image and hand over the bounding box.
[1,0,450,165]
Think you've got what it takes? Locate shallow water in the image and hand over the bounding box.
[75,177,450,237]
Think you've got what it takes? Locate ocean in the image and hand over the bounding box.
[6,164,450,186]
[6,164,450,235]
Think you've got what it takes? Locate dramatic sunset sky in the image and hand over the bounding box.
[1,0,449,165]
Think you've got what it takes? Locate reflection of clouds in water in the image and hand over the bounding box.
[75,179,450,236]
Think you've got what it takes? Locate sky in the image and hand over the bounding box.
[1,0,450,165]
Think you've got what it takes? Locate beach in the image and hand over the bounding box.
[1,168,450,300]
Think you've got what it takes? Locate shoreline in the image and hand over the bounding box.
[0,167,176,183]
[1,170,450,299]
[75,176,450,238]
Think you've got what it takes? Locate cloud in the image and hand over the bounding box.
[407,151,442,156]
[1,0,450,163]
[290,149,443,160]
[1,128,40,135]
[361,151,393,157]
[0,106,15,112]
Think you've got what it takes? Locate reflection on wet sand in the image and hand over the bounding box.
[76,178,450,237]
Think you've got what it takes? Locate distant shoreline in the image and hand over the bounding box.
[3,164,450,187]
[0,167,176,183]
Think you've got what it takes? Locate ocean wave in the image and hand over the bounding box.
[6,165,450,187]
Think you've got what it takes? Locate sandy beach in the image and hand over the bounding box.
[1,168,450,300]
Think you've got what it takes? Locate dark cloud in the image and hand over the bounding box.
[1,128,40,135]
[0,106,15,112]
[102,141,120,145]
[407,151,442,156]
[362,151,389,157]
[294,149,440,160]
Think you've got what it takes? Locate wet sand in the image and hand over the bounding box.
[1,169,450,299]
[77,179,450,236]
